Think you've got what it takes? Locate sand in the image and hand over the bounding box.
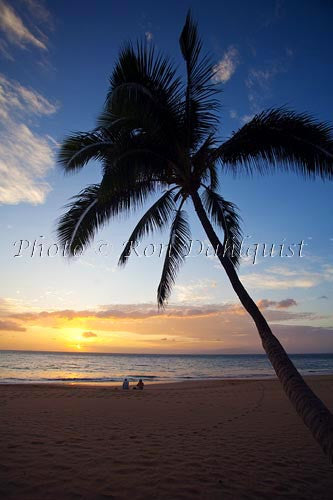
[0,377,332,499]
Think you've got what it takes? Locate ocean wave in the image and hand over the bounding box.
[0,375,161,383]
[1,352,332,385]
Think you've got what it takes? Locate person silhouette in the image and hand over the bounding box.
[137,379,144,390]
[122,378,129,390]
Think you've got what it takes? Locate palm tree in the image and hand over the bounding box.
[56,12,333,462]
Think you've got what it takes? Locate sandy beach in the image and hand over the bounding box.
[1,377,332,499]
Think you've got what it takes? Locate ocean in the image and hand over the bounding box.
[0,350,332,384]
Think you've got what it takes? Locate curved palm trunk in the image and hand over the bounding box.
[191,190,333,463]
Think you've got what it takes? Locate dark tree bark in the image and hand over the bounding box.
[191,190,333,463]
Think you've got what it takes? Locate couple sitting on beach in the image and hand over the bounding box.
[122,378,144,390]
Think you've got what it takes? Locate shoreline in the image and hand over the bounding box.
[0,373,332,387]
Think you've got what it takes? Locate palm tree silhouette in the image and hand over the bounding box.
[56,12,333,461]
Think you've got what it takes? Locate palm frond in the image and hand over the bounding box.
[179,10,202,75]
[118,189,176,266]
[201,187,242,267]
[208,163,218,190]
[179,10,220,149]
[191,134,218,188]
[157,208,191,307]
[57,185,107,255]
[58,130,114,174]
[96,113,133,131]
[108,42,181,109]
[215,108,333,179]
[105,42,182,142]
[101,148,175,189]
[57,180,156,256]
[99,124,182,187]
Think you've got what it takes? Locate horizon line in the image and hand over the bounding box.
[1,349,332,356]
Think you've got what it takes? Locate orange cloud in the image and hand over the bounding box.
[10,304,224,321]
[258,298,297,309]
[82,331,97,338]
[1,297,331,354]
[0,319,26,331]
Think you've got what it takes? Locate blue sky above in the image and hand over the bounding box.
[0,0,332,353]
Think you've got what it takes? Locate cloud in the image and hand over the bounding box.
[240,113,255,124]
[10,303,224,321]
[0,74,58,204]
[212,46,239,83]
[258,298,297,309]
[319,295,328,300]
[229,110,255,126]
[6,299,322,328]
[0,123,53,204]
[262,309,317,322]
[0,297,17,315]
[145,31,153,42]
[0,0,47,51]
[2,297,331,353]
[241,273,316,290]
[82,331,97,338]
[0,37,13,59]
[0,74,57,116]
[277,298,298,308]
[245,49,293,112]
[0,297,35,317]
[246,67,279,89]
[14,83,57,115]
[175,280,217,302]
[245,66,281,112]
[0,319,26,331]
[240,265,333,290]
[23,0,53,28]
[272,324,333,353]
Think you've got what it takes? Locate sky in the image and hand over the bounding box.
[0,0,332,354]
